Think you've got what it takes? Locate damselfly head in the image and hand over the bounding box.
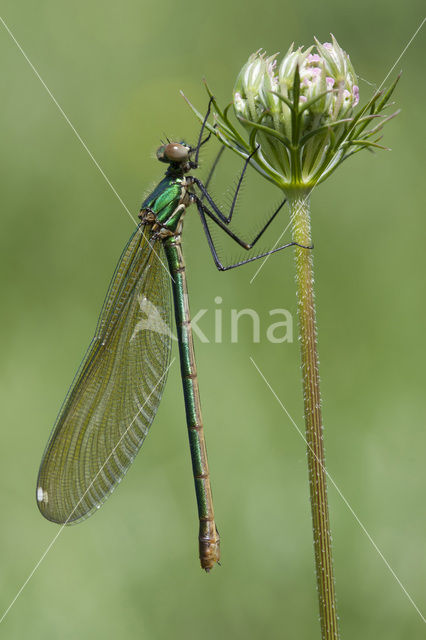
[156,142,191,164]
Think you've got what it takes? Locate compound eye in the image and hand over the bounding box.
[163,143,189,162]
[156,145,166,161]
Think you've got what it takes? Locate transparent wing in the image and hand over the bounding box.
[37,225,172,524]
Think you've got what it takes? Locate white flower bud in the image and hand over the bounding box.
[191,35,399,190]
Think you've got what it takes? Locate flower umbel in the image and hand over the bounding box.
[184,35,399,192]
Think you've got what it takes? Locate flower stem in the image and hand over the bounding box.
[289,192,339,639]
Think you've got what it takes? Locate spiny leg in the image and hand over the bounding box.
[190,145,263,225]
[193,196,311,271]
[194,195,286,249]
[198,206,307,272]
[201,146,225,195]
[192,97,214,167]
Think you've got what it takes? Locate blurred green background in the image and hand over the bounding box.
[0,1,425,638]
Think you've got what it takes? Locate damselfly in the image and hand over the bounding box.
[36,101,309,571]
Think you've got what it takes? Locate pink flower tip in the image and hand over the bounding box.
[353,85,359,106]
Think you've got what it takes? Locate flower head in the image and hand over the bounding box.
[185,35,399,191]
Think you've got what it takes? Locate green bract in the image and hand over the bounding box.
[184,35,399,192]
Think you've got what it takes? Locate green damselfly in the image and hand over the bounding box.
[37,101,309,571]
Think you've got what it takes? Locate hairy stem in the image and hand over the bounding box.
[289,191,339,639]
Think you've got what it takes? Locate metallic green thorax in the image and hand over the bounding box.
[141,173,189,233]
